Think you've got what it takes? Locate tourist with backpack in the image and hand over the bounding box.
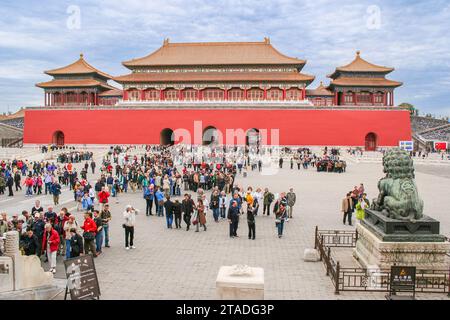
[263,188,274,216]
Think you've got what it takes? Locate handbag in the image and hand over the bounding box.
[191,211,198,225]
[83,231,95,241]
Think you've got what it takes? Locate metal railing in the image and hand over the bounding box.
[315,227,358,248]
[314,226,450,296]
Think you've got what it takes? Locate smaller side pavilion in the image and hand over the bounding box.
[36,54,119,106]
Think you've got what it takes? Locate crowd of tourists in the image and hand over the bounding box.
[1,144,300,275]
[0,199,112,273]
[279,147,346,173]
[57,151,93,163]
[41,145,80,153]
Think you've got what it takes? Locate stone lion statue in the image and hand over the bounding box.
[371,148,424,221]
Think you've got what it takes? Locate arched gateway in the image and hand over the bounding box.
[52,131,64,146]
[202,126,218,145]
[365,132,377,151]
[246,128,261,146]
[160,128,174,146]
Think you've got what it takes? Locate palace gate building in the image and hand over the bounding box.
[24,38,411,149]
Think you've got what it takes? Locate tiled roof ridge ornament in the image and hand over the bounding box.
[264,37,270,44]
[356,50,361,56]
[80,53,84,59]
[163,38,170,46]
[230,264,253,276]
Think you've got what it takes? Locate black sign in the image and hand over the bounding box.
[64,254,101,300]
[389,266,416,298]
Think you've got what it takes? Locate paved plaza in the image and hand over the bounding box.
[1,148,449,300]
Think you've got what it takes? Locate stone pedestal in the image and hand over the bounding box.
[0,257,14,293]
[362,209,445,242]
[2,231,53,293]
[216,265,264,300]
[353,224,450,270]
[21,256,53,289]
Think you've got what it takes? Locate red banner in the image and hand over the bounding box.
[434,142,448,150]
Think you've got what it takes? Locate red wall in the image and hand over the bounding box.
[23,108,411,146]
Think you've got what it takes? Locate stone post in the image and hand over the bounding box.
[4,231,22,290]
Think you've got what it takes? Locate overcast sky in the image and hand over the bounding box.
[0,0,449,117]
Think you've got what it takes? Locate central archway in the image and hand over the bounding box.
[160,128,174,146]
[246,128,261,146]
[52,131,64,146]
[202,126,218,146]
[365,132,377,151]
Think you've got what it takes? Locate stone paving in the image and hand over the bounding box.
[2,149,450,300]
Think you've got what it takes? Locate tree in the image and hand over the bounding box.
[398,103,418,116]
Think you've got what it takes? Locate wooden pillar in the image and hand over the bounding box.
[123,90,128,101]
[383,92,387,106]
[282,88,286,100]
[178,89,183,101]
[263,88,267,100]
[225,88,228,100]
[391,91,394,106]
[244,88,248,100]
[76,92,80,105]
[302,87,306,100]
[334,92,338,105]
[353,92,357,105]
[44,93,47,106]
[343,90,346,105]
[141,90,145,101]
[160,89,164,101]
[371,92,374,105]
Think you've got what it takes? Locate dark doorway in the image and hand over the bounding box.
[246,128,260,146]
[160,128,174,146]
[202,126,218,146]
[365,132,377,151]
[52,131,64,146]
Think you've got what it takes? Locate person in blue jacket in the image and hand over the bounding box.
[155,187,165,217]
[143,185,155,216]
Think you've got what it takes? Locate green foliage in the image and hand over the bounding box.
[399,103,418,116]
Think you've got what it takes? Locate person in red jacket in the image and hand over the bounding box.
[81,211,97,257]
[55,210,69,256]
[42,223,60,273]
[98,187,110,209]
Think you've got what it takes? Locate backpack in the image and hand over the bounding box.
[143,188,152,200]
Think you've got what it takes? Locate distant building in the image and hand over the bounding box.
[24,39,410,149]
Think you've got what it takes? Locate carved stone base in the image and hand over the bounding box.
[353,224,450,270]
[216,266,264,300]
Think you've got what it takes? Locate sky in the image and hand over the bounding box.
[0,0,449,117]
